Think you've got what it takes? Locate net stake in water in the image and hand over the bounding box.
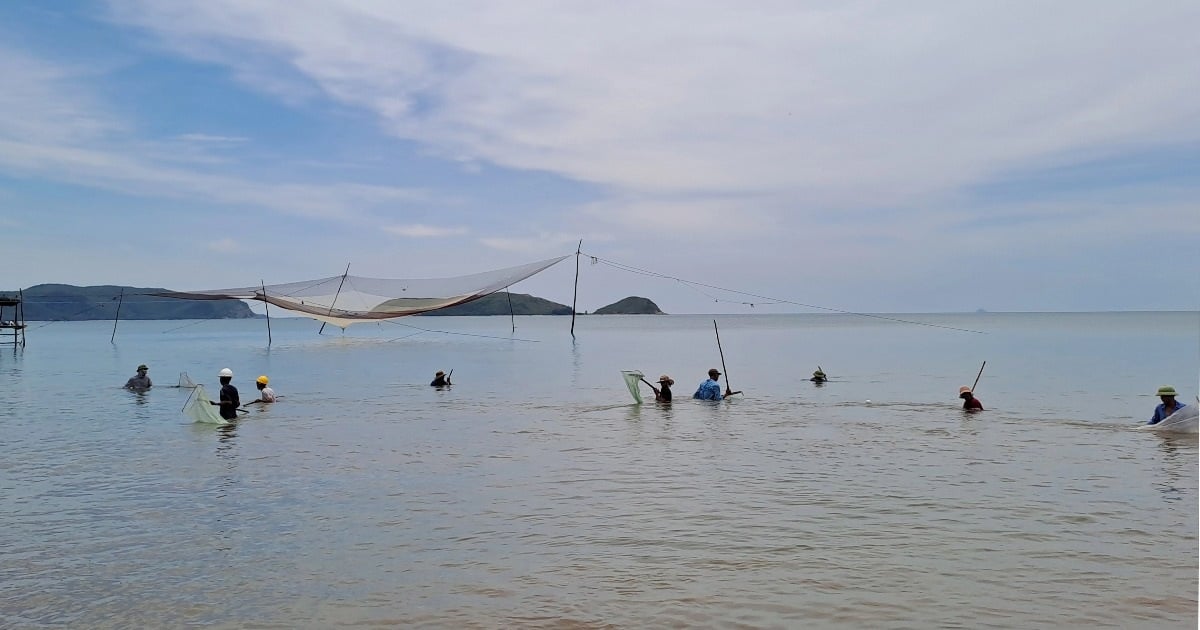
[714,319,742,396]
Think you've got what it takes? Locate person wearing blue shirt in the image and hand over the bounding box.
[1148,385,1187,425]
[694,368,728,400]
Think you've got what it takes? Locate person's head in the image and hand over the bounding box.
[1156,385,1178,403]
[958,386,973,399]
[435,371,445,378]
[256,375,269,390]
[658,374,674,387]
[137,364,148,375]
[708,368,721,381]
[219,367,233,384]
[813,370,826,379]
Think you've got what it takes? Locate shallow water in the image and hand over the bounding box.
[1,312,1197,628]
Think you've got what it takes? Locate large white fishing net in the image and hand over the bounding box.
[184,384,230,425]
[1139,404,1198,434]
[155,255,568,328]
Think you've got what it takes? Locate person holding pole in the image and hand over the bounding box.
[958,386,983,411]
[644,374,674,402]
[694,368,740,400]
[958,361,986,411]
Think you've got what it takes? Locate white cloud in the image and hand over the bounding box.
[206,237,239,253]
[383,224,468,238]
[0,42,433,223]
[105,0,1200,210]
[176,133,249,144]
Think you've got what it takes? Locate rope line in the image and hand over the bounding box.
[581,251,986,334]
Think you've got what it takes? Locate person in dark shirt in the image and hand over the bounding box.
[650,374,674,402]
[959,386,983,411]
[124,364,153,390]
[210,367,241,420]
[430,370,451,387]
[810,369,827,384]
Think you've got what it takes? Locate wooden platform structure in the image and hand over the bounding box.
[0,290,27,347]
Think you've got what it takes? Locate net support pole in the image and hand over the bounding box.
[261,280,272,346]
[319,262,351,335]
[506,287,516,333]
[110,288,124,344]
[570,240,582,338]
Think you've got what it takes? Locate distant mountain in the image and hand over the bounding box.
[420,292,573,316]
[19,284,256,321]
[594,296,665,315]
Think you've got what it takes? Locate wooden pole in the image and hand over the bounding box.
[506,287,515,333]
[261,280,272,346]
[714,319,740,396]
[110,288,124,343]
[570,239,582,338]
[971,360,987,393]
[319,262,351,335]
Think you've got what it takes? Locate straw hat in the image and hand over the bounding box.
[1156,385,1177,397]
[658,374,674,385]
[436,371,445,377]
[958,386,972,395]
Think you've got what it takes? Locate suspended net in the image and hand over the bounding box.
[621,370,645,404]
[154,255,569,328]
[184,384,229,424]
[173,372,198,388]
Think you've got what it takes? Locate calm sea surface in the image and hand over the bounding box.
[2,312,1197,628]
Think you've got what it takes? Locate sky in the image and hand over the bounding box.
[1,1,1198,314]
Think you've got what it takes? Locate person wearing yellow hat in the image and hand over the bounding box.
[248,375,276,403]
[1148,385,1186,425]
[430,369,451,387]
[959,386,983,411]
[124,364,152,390]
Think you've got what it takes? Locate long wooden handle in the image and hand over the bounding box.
[971,360,987,393]
[714,320,733,393]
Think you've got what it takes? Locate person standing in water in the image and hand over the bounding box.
[649,374,674,402]
[430,370,451,387]
[694,368,728,400]
[810,369,827,384]
[124,364,152,390]
[1148,385,1186,425]
[248,375,276,403]
[210,368,241,420]
[959,386,983,411]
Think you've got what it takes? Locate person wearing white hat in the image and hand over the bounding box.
[1148,385,1186,425]
[209,367,241,420]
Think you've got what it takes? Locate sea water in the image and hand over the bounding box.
[1,312,1197,628]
